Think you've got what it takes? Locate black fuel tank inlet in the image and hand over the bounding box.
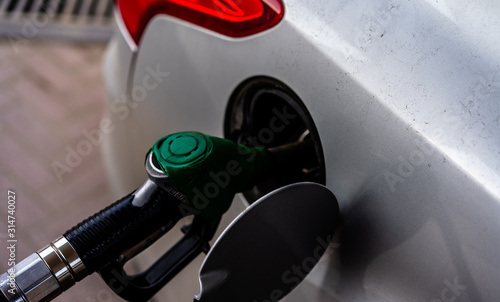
[224,77,326,204]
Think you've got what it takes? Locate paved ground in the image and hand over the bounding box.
[0,39,125,301]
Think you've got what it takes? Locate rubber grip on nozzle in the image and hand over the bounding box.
[63,189,183,273]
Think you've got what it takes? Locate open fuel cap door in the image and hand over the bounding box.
[195,182,339,302]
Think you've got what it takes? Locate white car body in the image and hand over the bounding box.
[102,0,500,301]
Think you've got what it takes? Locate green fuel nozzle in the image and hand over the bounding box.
[0,132,274,302]
[148,131,271,223]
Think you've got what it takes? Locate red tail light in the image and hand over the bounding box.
[116,0,284,45]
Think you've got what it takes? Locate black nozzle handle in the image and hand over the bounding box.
[98,216,214,302]
[64,186,218,301]
[63,188,183,274]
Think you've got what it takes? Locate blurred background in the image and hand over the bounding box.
[0,0,126,301]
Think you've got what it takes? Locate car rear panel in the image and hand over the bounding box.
[103,0,500,301]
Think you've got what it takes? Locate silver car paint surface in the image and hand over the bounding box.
[102,1,500,301]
